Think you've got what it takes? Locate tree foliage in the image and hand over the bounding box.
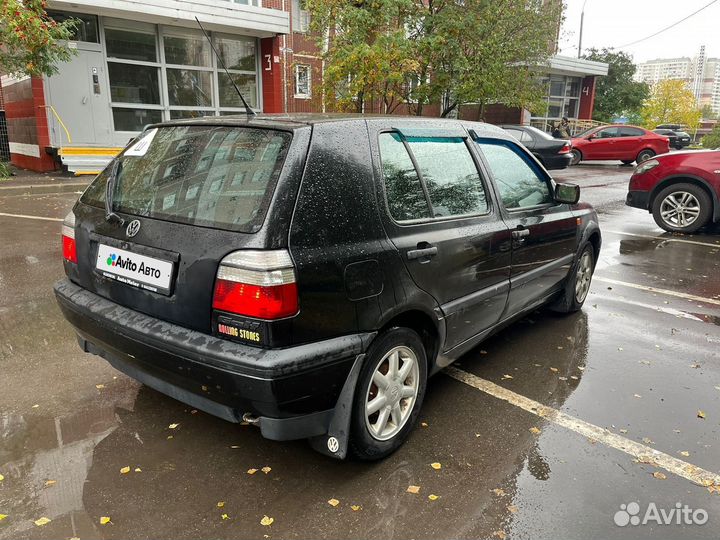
[0,0,77,77]
[640,79,702,130]
[699,104,718,121]
[702,124,720,149]
[306,0,562,117]
[582,48,648,123]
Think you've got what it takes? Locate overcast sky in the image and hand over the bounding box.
[558,0,720,63]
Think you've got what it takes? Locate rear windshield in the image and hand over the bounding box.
[81,126,292,233]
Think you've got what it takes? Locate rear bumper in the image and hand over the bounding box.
[543,153,573,170]
[625,190,650,210]
[54,278,375,441]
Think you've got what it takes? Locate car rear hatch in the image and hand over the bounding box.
[66,122,307,341]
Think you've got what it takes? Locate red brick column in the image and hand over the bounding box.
[261,37,283,113]
[578,76,597,120]
[3,75,56,171]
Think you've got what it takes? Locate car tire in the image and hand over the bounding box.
[636,149,655,163]
[550,243,595,314]
[570,149,582,166]
[621,160,634,165]
[349,327,428,461]
[651,183,712,234]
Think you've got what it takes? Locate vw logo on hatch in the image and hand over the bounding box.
[125,219,141,238]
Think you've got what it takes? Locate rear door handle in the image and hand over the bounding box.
[511,228,530,239]
[407,246,438,260]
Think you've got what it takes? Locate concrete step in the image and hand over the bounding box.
[58,147,121,175]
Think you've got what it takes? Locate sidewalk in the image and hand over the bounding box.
[0,167,93,194]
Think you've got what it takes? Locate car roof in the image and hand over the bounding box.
[146,113,511,140]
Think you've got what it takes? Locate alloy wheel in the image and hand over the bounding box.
[574,250,593,304]
[365,346,420,441]
[660,191,701,229]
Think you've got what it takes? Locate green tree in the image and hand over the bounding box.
[306,0,562,117]
[0,0,77,77]
[582,49,649,123]
[702,124,720,149]
[640,79,702,130]
[699,104,718,120]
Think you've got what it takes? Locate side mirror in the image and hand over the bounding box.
[554,182,580,205]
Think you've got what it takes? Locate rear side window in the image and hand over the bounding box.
[81,126,291,232]
[476,141,552,209]
[620,127,644,137]
[378,133,488,221]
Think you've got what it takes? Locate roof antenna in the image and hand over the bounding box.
[195,17,256,116]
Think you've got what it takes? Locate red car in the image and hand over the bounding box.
[570,124,670,166]
[626,149,720,233]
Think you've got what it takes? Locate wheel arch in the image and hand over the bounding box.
[379,309,442,375]
[648,175,719,221]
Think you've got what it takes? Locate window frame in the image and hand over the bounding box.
[294,64,312,99]
[473,137,556,213]
[377,129,493,226]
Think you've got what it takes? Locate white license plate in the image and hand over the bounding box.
[96,244,174,295]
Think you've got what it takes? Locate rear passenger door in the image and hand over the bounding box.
[371,125,512,351]
[618,126,646,160]
[473,139,578,316]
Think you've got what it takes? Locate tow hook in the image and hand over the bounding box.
[242,412,260,425]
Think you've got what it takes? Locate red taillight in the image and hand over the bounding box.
[61,212,77,264]
[213,280,298,319]
[559,143,571,154]
[212,250,298,320]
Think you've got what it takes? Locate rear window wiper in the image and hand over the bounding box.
[105,159,125,226]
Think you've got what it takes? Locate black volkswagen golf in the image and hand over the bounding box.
[55,115,601,460]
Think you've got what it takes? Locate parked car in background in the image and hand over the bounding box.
[500,125,572,170]
[54,115,601,461]
[654,128,692,150]
[570,124,670,166]
[626,149,720,233]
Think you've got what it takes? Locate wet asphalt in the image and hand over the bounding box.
[0,163,719,540]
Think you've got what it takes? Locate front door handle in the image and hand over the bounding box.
[511,228,530,239]
[407,245,438,261]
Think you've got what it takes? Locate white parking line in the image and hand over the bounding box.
[0,212,63,222]
[445,367,720,489]
[605,230,720,248]
[594,276,720,306]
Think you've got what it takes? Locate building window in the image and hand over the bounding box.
[47,11,99,43]
[295,65,311,98]
[292,0,310,33]
[106,28,157,62]
[215,35,258,111]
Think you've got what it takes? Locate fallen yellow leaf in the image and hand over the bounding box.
[221,513,229,520]
[100,516,111,525]
[0,474,4,482]
[95,384,105,389]
[247,468,258,475]
[168,423,180,429]
[261,466,272,474]
[653,472,667,480]
[45,480,56,486]
[134,468,142,473]
[421,422,428,427]
[492,488,505,497]
[351,505,362,511]
[217,501,225,508]
[493,530,506,539]
[167,435,173,440]
[529,427,541,435]
[428,494,439,501]
[501,374,513,380]
[328,498,340,507]
[34,517,51,526]
[260,515,274,526]
[406,485,420,494]
[697,410,706,419]
[0,514,7,521]
[507,504,518,513]
[549,367,558,373]
[120,466,130,474]
[680,451,690,457]
[430,462,442,470]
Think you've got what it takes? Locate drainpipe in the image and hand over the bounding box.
[282,0,288,113]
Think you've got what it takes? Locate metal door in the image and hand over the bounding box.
[45,44,111,146]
